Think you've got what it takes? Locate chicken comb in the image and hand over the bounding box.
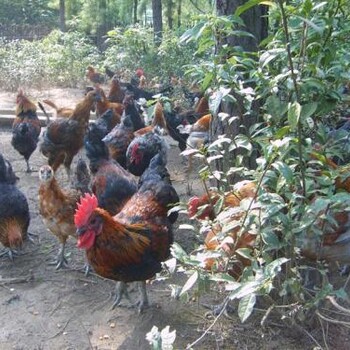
[74,193,98,227]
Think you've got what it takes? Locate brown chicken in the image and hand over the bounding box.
[0,153,31,260]
[86,65,105,84]
[95,85,123,127]
[11,89,41,172]
[40,89,101,177]
[107,75,125,103]
[134,101,168,137]
[38,164,84,269]
[188,181,257,278]
[74,154,179,312]
[42,99,74,118]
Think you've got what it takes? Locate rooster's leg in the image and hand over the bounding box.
[136,281,149,313]
[112,281,131,309]
[25,159,33,173]
[48,242,68,269]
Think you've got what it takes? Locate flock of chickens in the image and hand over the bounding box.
[2,66,350,314]
[0,68,212,312]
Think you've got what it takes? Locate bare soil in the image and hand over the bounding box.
[0,88,349,350]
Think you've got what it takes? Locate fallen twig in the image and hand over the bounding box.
[0,272,34,285]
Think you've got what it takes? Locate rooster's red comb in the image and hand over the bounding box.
[74,193,98,227]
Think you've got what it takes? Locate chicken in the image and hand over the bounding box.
[0,153,31,260]
[122,93,145,131]
[73,157,91,194]
[102,115,135,168]
[84,121,138,215]
[38,164,84,269]
[11,89,41,172]
[86,65,105,84]
[179,113,212,173]
[40,89,101,177]
[134,101,168,137]
[126,130,168,177]
[187,181,258,316]
[105,66,117,79]
[74,153,179,312]
[130,68,145,88]
[108,75,125,103]
[95,85,123,127]
[164,96,210,152]
[42,99,74,118]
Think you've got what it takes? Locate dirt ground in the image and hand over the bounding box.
[0,88,349,350]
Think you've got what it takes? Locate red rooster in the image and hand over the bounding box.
[74,154,179,312]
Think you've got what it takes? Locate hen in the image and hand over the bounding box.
[102,115,135,168]
[42,99,74,118]
[86,65,105,84]
[40,89,101,178]
[121,93,145,131]
[38,163,87,269]
[11,89,41,172]
[134,101,168,137]
[74,153,179,311]
[95,85,123,128]
[179,113,212,173]
[188,181,257,279]
[84,121,138,215]
[165,96,210,152]
[107,75,125,103]
[126,130,168,177]
[0,153,31,260]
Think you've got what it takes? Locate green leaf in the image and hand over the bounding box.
[272,161,294,182]
[236,248,253,260]
[238,294,256,322]
[300,102,318,121]
[288,101,301,131]
[180,271,199,295]
[235,0,275,17]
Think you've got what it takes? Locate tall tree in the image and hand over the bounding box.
[212,0,268,178]
[59,0,66,32]
[165,0,174,30]
[133,0,138,23]
[152,0,163,45]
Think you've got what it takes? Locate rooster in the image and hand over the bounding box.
[38,163,88,269]
[74,153,179,312]
[0,153,31,260]
[122,93,145,131]
[11,89,41,172]
[40,89,101,178]
[84,121,138,215]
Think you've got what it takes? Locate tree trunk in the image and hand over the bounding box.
[133,0,138,24]
[152,0,163,45]
[59,0,66,32]
[212,0,268,182]
[166,0,174,30]
[177,0,182,28]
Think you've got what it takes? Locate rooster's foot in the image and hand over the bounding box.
[26,231,38,244]
[339,264,350,276]
[111,282,132,309]
[48,256,68,270]
[0,248,19,261]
